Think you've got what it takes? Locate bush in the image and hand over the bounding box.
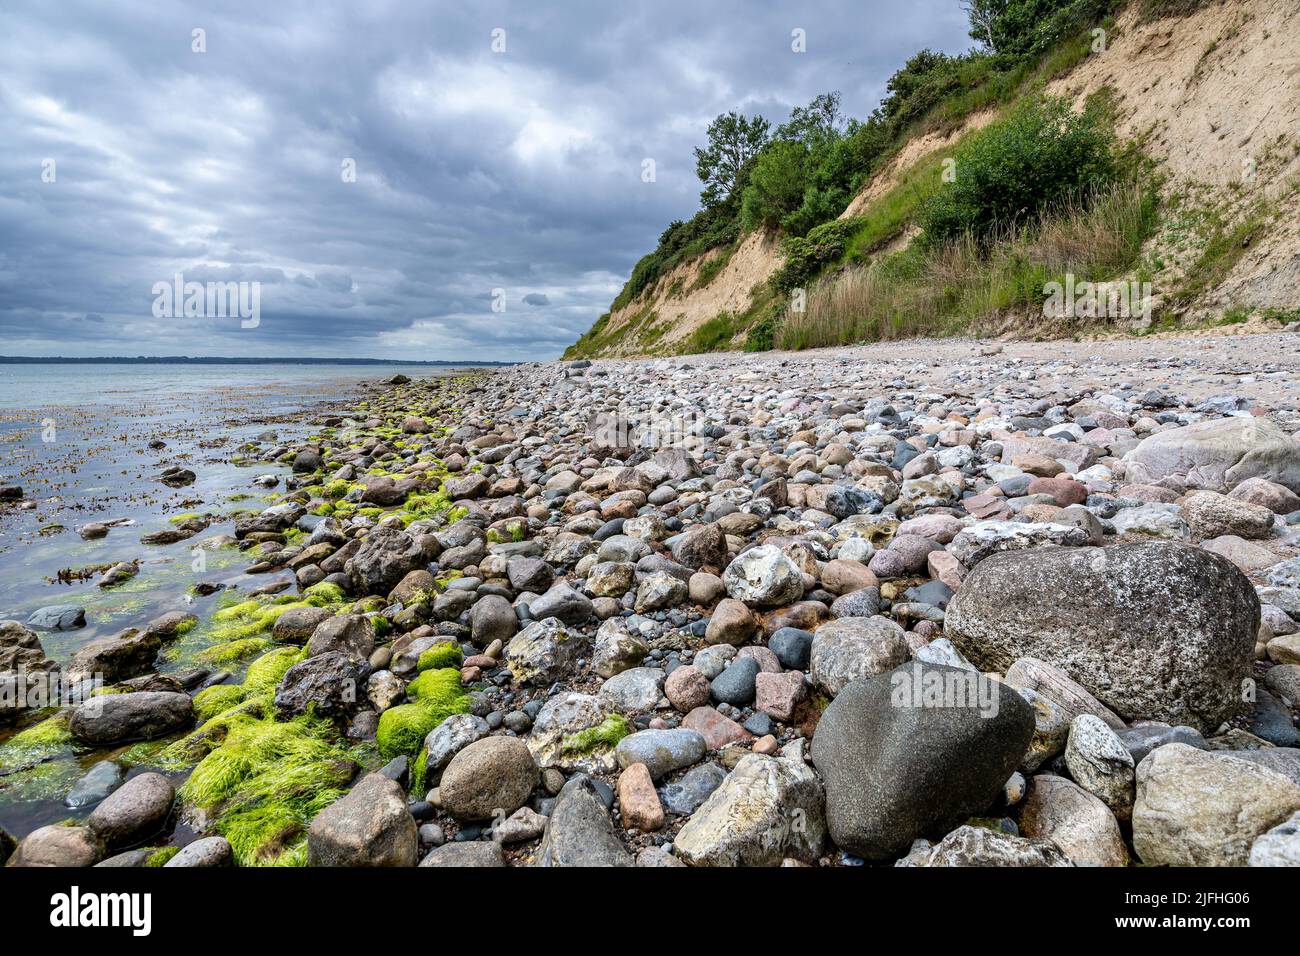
[919,95,1116,246]
[773,218,865,292]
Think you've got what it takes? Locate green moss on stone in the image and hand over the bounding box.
[416,644,463,672]
[144,846,181,866]
[561,715,632,755]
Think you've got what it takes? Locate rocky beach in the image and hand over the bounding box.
[4,330,1300,868]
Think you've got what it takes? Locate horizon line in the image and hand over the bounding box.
[0,355,521,365]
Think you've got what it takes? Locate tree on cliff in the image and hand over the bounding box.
[694,111,771,208]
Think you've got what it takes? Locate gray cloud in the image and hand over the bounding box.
[0,0,972,361]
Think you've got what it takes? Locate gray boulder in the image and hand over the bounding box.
[945,543,1258,733]
[535,775,632,867]
[1123,416,1300,494]
[811,662,1034,860]
[69,692,193,746]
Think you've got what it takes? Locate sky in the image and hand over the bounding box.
[0,0,973,361]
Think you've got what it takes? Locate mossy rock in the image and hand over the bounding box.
[416,643,463,672]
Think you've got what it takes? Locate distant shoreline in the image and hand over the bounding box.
[0,356,517,366]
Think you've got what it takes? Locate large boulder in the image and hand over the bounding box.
[1133,744,1300,866]
[674,746,826,866]
[345,525,430,597]
[811,662,1034,860]
[68,692,193,746]
[438,736,538,821]
[504,618,585,685]
[945,543,1258,733]
[535,775,632,867]
[1123,416,1300,494]
[307,772,417,866]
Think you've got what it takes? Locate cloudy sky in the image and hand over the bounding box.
[0,0,971,361]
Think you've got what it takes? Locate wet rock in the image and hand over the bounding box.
[87,772,174,849]
[274,651,369,719]
[65,760,127,809]
[25,605,85,631]
[67,628,161,683]
[69,692,193,746]
[7,824,102,867]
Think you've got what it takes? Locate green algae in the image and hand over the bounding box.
[416,643,463,672]
[144,846,181,866]
[197,637,274,666]
[561,715,632,755]
[376,667,470,761]
[179,712,360,867]
[193,684,248,722]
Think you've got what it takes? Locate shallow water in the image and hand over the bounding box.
[0,362,460,839]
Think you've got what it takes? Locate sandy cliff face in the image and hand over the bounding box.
[579,0,1300,357]
[1047,0,1300,314]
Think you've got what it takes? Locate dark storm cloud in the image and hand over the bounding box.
[0,0,973,360]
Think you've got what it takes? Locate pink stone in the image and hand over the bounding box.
[617,763,664,831]
[682,706,753,749]
[664,665,711,712]
[754,670,807,721]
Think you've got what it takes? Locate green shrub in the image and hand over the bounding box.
[773,218,865,292]
[919,95,1116,246]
